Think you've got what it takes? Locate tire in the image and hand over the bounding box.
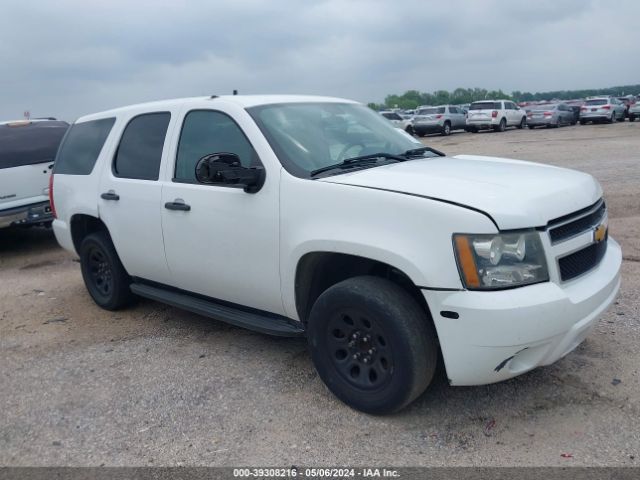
[465,126,477,133]
[307,276,438,414]
[580,119,587,125]
[79,232,135,310]
[608,112,615,123]
[493,118,506,132]
[441,122,451,136]
[405,126,414,136]
[517,117,526,129]
[630,115,636,122]
[528,125,535,129]
[415,130,425,137]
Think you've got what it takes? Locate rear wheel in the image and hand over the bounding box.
[580,119,587,125]
[79,232,135,310]
[517,117,526,129]
[630,115,636,122]
[528,125,535,129]
[609,111,616,123]
[307,276,438,414]
[441,122,451,136]
[493,118,506,132]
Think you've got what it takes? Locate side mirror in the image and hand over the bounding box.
[195,153,265,193]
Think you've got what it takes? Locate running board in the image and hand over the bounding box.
[130,283,305,337]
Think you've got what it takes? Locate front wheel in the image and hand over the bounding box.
[307,276,438,414]
[79,232,135,310]
[517,117,526,129]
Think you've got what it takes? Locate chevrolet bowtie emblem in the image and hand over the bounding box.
[594,222,608,243]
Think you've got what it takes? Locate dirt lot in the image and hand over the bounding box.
[1,122,639,467]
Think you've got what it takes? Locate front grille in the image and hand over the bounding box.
[549,200,606,243]
[558,239,607,281]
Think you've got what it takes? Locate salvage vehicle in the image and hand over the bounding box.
[526,103,576,128]
[0,119,69,229]
[580,97,626,124]
[51,95,621,414]
[466,100,527,132]
[412,105,466,136]
[627,102,640,122]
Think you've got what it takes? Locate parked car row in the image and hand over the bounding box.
[380,95,638,136]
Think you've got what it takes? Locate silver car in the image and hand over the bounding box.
[579,97,626,124]
[526,103,576,129]
[412,105,466,136]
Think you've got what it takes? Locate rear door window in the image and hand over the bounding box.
[470,102,501,110]
[1,121,69,170]
[113,113,171,180]
[54,118,114,175]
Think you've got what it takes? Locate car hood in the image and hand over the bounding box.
[319,154,602,230]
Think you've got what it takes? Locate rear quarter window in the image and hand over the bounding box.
[54,118,115,175]
[0,121,69,170]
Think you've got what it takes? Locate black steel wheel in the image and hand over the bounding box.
[307,276,438,414]
[80,231,135,310]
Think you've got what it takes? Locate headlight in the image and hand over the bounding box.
[453,232,549,290]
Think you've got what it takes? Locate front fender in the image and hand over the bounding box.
[279,172,497,320]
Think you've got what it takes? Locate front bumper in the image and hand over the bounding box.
[0,201,53,228]
[423,237,622,386]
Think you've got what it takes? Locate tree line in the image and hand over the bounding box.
[369,85,640,110]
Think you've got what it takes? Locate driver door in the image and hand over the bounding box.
[160,107,283,315]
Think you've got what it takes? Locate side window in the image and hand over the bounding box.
[113,112,170,180]
[175,110,261,183]
[54,118,115,175]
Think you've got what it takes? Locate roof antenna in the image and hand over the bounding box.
[233,89,238,95]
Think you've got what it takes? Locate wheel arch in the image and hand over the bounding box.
[69,213,110,254]
[294,251,433,327]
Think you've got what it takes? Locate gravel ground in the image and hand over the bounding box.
[0,121,638,466]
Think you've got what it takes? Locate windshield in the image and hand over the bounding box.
[247,102,425,178]
[470,102,501,110]
[417,107,445,115]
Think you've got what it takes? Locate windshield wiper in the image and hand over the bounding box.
[310,153,406,177]
[402,146,446,158]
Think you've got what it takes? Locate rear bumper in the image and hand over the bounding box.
[424,237,622,386]
[527,118,554,126]
[466,120,497,129]
[0,201,53,228]
[580,113,611,120]
[413,123,444,133]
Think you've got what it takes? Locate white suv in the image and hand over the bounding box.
[466,100,527,132]
[0,119,68,228]
[51,95,621,414]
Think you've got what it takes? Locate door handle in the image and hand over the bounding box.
[101,191,120,201]
[164,199,191,211]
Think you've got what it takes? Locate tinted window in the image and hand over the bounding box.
[175,110,260,182]
[469,102,501,110]
[1,121,69,170]
[449,107,459,114]
[417,107,446,115]
[113,113,170,180]
[54,118,114,175]
[585,99,607,106]
[382,112,402,120]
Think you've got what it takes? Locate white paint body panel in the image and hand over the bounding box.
[52,95,621,386]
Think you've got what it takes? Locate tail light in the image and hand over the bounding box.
[435,115,443,119]
[580,106,587,111]
[48,174,56,219]
[543,111,552,116]
[491,111,498,118]
[601,105,611,110]
[527,112,532,117]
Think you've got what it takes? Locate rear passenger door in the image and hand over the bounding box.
[448,106,465,129]
[98,111,175,284]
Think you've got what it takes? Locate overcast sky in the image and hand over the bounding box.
[1,0,639,121]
